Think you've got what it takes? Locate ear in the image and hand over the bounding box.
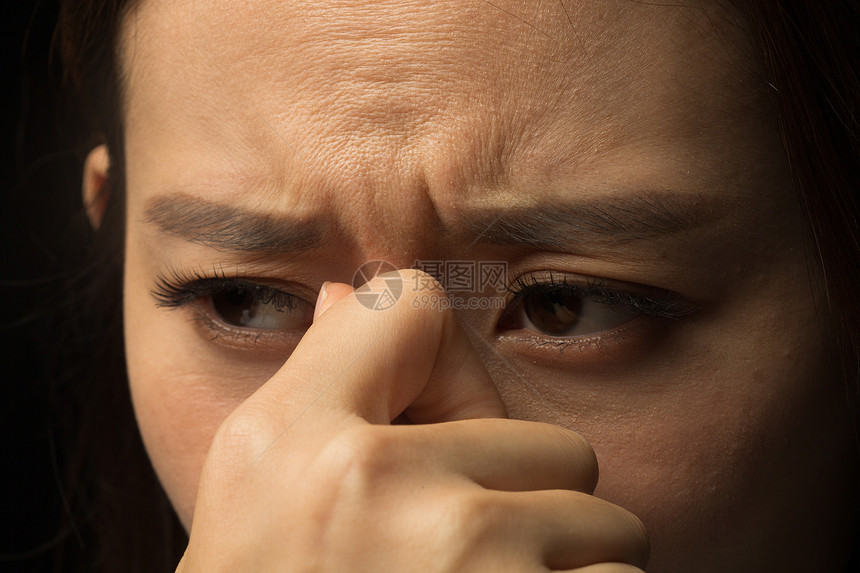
[82,144,111,230]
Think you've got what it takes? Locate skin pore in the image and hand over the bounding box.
[87,0,858,570]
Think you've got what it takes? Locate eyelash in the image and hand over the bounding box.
[149,268,692,350]
[504,271,691,320]
[151,268,298,312]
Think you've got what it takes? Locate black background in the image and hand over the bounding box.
[1,2,80,570]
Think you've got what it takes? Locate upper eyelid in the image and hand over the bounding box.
[504,271,694,319]
[150,273,295,308]
[151,269,693,319]
[505,271,603,293]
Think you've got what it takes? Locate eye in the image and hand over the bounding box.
[501,285,637,337]
[206,283,313,330]
[499,273,687,338]
[151,271,315,333]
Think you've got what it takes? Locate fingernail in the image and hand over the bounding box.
[313,281,330,322]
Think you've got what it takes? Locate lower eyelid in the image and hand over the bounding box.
[501,323,636,352]
[185,298,305,351]
[494,317,661,368]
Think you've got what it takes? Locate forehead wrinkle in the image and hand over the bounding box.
[121,0,782,242]
[119,1,569,168]
[518,5,766,180]
[124,1,587,114]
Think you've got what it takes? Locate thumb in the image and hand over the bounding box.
[313,281,354,321]
[314,272,507,423]
[245,270,506,431]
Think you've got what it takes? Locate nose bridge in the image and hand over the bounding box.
[332,141,450,269]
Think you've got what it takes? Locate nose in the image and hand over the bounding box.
[325,166,453,271]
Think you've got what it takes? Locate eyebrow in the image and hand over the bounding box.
[144,191,717,255]
[144,194,328,254]
[457,192,716,250]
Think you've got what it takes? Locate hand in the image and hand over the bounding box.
[176,271,649,572]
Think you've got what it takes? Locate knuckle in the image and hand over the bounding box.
[209,409,273,462]
[439,491,507,546]
[420,492,520,571]
[319,426,401,491]
[198,410,276,492]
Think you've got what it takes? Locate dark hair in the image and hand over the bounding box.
[745,1,860,403]
[44,1,860,571]
[43,1,187,571]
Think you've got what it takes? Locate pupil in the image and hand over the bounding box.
[523,289,582,336]
[212,287,255,326]
[225,287,248,306]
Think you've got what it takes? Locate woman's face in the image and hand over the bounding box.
[112,1,858,570]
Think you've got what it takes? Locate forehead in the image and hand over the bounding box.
[120,0,766,208]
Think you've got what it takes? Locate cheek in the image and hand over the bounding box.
[126,365,228,529]
[595,355,852,571]
[123,257,279,527]
[490,285,857,570]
